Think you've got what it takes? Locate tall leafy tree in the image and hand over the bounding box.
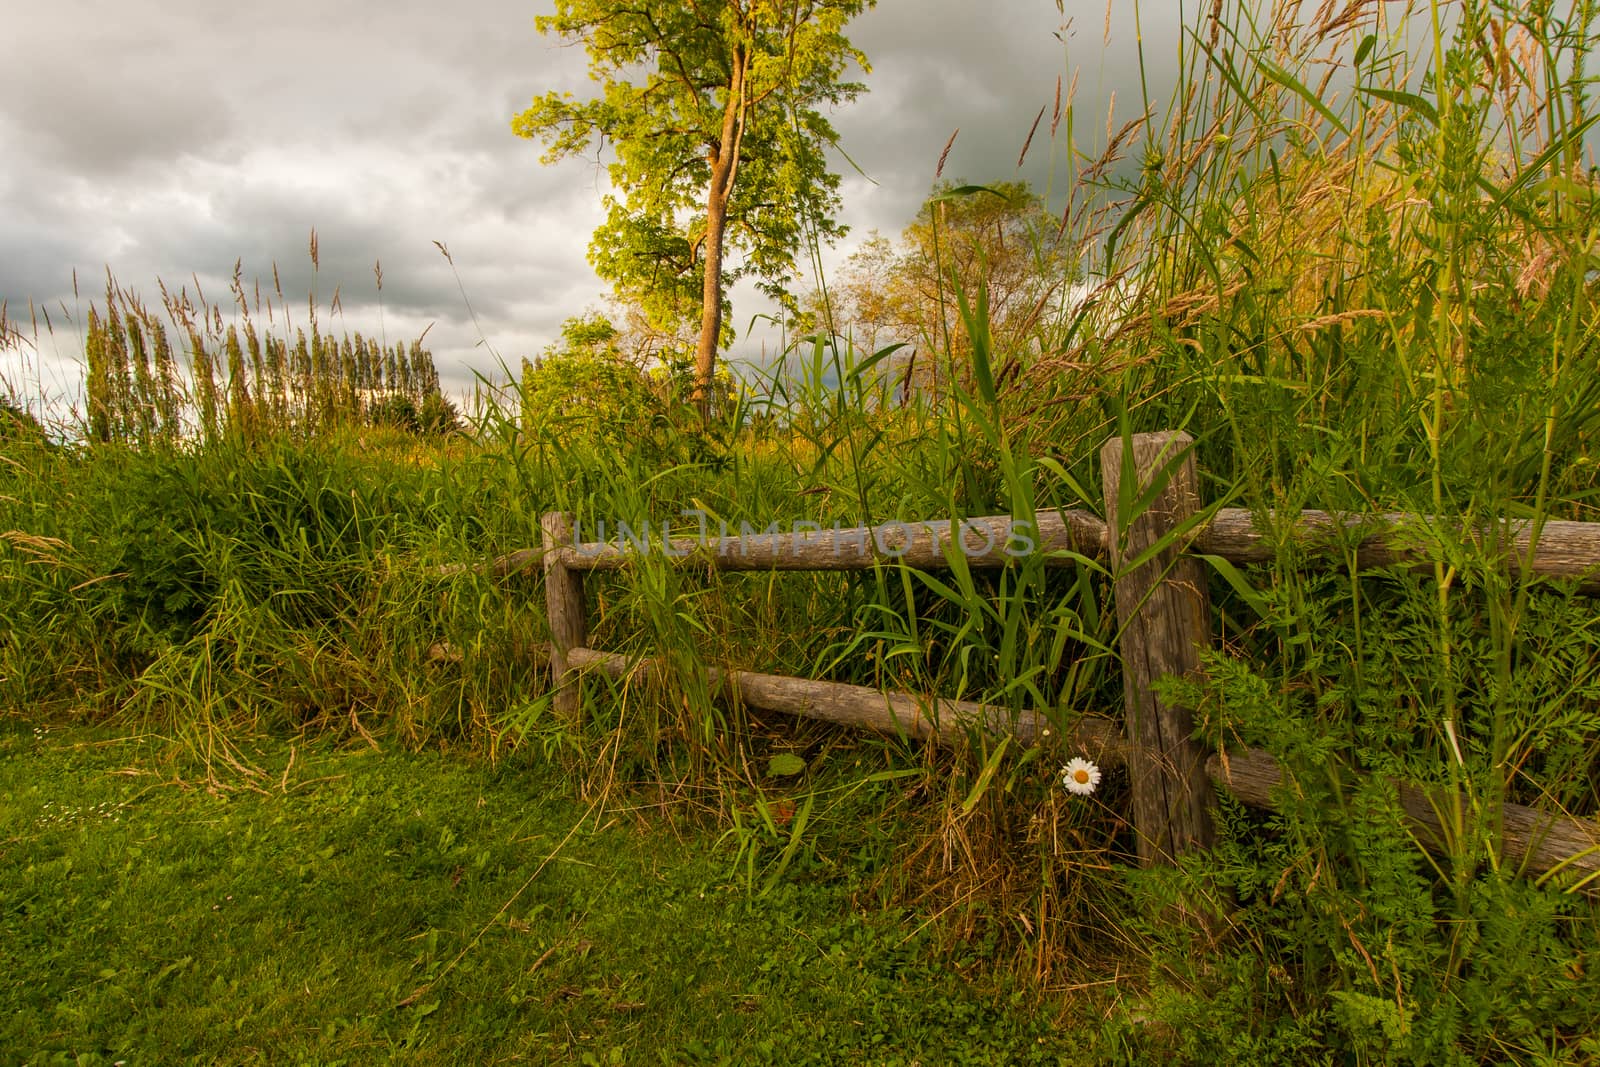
[513,0,873,417]
[805,181,1075,396]
[899,181,1070,367]
[804,229,905,354]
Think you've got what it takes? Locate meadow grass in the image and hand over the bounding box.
[1,719,1087,1066]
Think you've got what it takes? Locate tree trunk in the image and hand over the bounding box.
[694,180,729,422]
[692,47,746,423]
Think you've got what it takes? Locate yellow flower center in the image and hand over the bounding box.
[1072,769,1090,784]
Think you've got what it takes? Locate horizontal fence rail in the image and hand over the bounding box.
[1214,748,1600,889]
[566,646,1600,887]
[1198,510,1600,593]
[462,509,1600,594]
[501,429,1600,900]
[564,646,1123,754]
[560,511,1108,572]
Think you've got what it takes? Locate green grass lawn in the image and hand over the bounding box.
[0,719,1077,1065]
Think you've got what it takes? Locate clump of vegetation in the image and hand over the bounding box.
[1046,1,1600,1061]
[518,312,672,448]
[77,250,455,447]
[0,398,49,444]
[802,178,1075,397]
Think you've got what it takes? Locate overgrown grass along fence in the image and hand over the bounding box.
[521,430,1600,900]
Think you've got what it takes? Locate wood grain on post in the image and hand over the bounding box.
[1101,431,1216,865]
[541,512,589,720]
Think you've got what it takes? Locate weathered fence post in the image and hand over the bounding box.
[541,511,589,720]
[1100,431,1216,865]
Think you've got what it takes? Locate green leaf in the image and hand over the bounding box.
[928,183,1014,204]
[1197,553,1273,621]
[1490,113,1600,214]
[845,342,907,383]
[1035,456,1098,512]
[1356,86,1439,127]
[1252,54,1350,137]
[958,736,1011,817]
[767,753,807,777]
[951,273,997,408]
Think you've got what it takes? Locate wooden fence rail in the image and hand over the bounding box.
[526,430,1600,894]
[471,508,1600,592]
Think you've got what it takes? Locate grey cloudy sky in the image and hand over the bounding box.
[0,0,1184,410]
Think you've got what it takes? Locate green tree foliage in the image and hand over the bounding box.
[806,180,1074,396]
[519,312,666,447]
[513,0,873,416]
[901,181,1071,358]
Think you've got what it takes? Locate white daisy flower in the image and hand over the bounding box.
[1061,758,1101,796]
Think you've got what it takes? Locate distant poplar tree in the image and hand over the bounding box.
[125,311,157,444]
[351,331,373,403]
[397,342,414,399]
[102,297,134,442]
[83,307,113,444]
[224,325,253,436]
[244,322,266,414]
[409,341,438,398]
[265,335,288,428]
[148,314,181,444]
[292,329,313,426]
[311,328,334,428]
[334,337,351,417]
[188,323,220,441]
[384,343,399,396]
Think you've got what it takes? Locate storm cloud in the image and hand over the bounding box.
[1,0,1181,408]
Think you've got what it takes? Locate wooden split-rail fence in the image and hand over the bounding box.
[511,431,1600,894]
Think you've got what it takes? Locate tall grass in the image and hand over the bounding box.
[0,428,542,750]
[1047,1,1600,1060]
[8,251,455,447]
